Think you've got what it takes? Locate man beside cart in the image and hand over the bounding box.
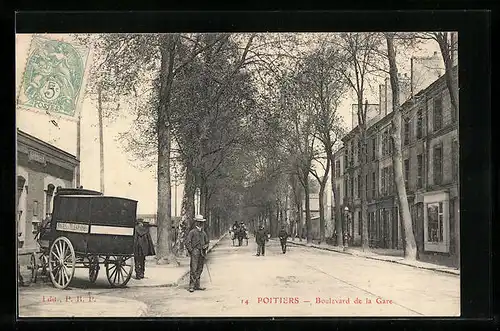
[133,218,156,280]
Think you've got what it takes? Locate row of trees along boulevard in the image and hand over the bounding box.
[76,32,457,263]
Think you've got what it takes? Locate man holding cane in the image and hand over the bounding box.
[185,214,209,292]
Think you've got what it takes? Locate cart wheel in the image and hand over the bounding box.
[29,253,37,283]
[88,255,100,283]
[104,256,133,288]
[48,237,76,289]
[41,254,49,276]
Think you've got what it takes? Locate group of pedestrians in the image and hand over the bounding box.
[254,224,289,256]
[132,214,292,294]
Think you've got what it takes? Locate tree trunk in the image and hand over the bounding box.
[328,149,341,245]
[358,101,369,250]
[298,199,303,241]
[303,171,312,244]
[97,84,105,194]
[318,185,325,244]
[334,184,342,246]
[182,162,196,229]
[436,33,459,116]
[176,161,195,257]
[386,34,417,261]
[156,35,178,266]
[313,150,330,245]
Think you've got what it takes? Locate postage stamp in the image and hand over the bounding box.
[18,36,89,119]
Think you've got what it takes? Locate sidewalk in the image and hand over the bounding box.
[18,233,228,317]
[284,239,460,276]
[130,232,228,288]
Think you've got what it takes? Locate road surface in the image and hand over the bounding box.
[19,235,460,317]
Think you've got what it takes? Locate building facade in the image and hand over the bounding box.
[17,129,79,254]
[338,67,459,267]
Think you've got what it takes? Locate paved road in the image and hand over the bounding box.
[19,235,460,317]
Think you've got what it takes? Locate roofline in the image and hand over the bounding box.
[347,66,458,138]
[17,129,78,162]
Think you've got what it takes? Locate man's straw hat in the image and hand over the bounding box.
[194,214,206,222]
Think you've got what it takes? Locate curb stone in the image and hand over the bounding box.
[284,239,460,276]
[176,232,229,285]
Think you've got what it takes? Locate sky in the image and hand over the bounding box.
[15,33,444,214]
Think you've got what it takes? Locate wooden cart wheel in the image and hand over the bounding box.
[88,255,100,283]
[48,237,76,289]
[29,253,37,283]
[104,255,133,288]
[41,254,49,276]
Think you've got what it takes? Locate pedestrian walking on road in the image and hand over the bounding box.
[255,225,268,256]
[278,225,289,254]
[134,219,156,280]
[185,214,209,292]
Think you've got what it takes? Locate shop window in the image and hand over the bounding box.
[427,202,444,243]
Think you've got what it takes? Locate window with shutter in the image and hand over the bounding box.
[433,145,443,185]
[433,96,443,131]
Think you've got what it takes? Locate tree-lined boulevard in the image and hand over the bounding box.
[76,32,458,264]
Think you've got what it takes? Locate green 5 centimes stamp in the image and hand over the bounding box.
[19,36,90,118]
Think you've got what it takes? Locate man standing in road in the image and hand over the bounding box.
[278,225,289,254]
[134,218,156,280]
[255,225,268,256]
[185,214,209,292]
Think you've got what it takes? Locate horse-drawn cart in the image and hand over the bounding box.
[231,226,249,246]
[29,188,137,289]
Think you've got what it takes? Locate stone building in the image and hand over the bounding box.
[337,67,459,267]
[17,129,79,255]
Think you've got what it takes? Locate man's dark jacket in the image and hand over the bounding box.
[279,229,289,240]
[185,227,209,254]
[134,224,156,257]
[255,228,268,245]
